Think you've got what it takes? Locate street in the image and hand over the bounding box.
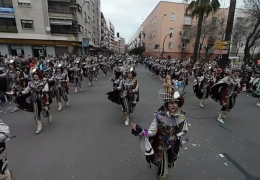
[1,65,260,180]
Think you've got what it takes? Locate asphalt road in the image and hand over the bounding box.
[1,65,260,180]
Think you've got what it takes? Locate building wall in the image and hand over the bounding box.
[129,1,229,58]
[0,0,101,56]
[106,19,115,51]
[128,25,143,49]
[0,45,9,56]
[12,0,47,34]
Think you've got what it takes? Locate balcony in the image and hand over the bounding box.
[48,9,75,20]
[0,26,17,33]
[48,0,70,2]
[181,48,188,53]
[50,25,78,35]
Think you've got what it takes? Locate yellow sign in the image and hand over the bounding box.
[214,41,230,50]
[67,36,75,40]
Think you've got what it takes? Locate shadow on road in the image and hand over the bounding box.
[223,153,260,180]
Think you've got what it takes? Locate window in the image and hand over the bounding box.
[85,29,87,37]
[184,16,192,25]
[169,28,174,34]
[211,17,217,26]
[154,17,156,24]
[168,42,173,49]
[170,13,175,21]
[21,19,33,29]
[181,43,188,51]
[183,30,188,36]
[0,0,13,7]
[18,2,31,7]
[78,5,82,14]
[84,11,87,18]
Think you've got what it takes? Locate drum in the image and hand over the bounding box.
[0,77,8,93]
[15,93,34,112]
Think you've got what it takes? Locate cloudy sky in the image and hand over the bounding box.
[101,0,244,43]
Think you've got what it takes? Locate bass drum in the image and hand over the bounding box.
[210,82,226,102]
[0,76,8,93]
[15,93,33,112]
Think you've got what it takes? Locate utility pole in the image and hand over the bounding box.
[219,0,237,68]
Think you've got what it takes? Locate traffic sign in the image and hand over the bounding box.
[214,41,230,50]
[214,50,228,54]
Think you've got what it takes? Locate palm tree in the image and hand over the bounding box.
[186,0,220,63]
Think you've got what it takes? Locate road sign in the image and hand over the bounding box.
[82,38,89,47]
[214,41,230,50]
[214,50,228,54]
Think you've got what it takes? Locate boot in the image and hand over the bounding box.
[256,99,260,106]
[199,100,204,108]
[35,118,43,134]
[217,111,225,124]
[48,113,52,123]
[124,112,129,126]
[88,81,92,87]
[58,102,62,111]
[103,74,106,78]
[66,100,69,107]
[0,169,12,180]
[74,87,78,93]
[133,94,138,104]
[80,87,83,92]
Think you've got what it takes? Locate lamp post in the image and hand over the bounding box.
[158,13,167,53]
[81,0,90,56]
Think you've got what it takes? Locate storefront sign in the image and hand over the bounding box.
[67,36,75,40]
[0,7,14,13]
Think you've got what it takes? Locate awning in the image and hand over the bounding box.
[49,19,72,25]
[0,13,15,18]
[17,0,31,3]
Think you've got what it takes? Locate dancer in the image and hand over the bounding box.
[131,89,188,180]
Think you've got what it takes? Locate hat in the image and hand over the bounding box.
[158,90,184,107]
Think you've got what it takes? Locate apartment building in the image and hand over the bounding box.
[128,1,229,58]
[128,25,144,50]
[106,18,115,51]
[0,0,101,57]
[100,12,109,48]
[115,37,125,54]
[229,8,260,59]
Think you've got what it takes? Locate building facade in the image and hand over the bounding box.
[114,37,125,55]
[106,18,115,51]
[0,0,101,57]
[229,8,260,59]
[100,12,109,49]
[128,1,229,59]
[128,25,144,50]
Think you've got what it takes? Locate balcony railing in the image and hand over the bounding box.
[48,8,72,13]
[181,48,188,52]
[51,28,77,34]
[0,26,17,33]
[48,0,70,2]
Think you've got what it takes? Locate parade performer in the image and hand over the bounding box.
[70,60,83,93]
[117,68,139,125]
[49,64,69,111]
[193,68,215,108]
[15,68,52,134]
[251,71,260,106]
[210,67,241,124]
[0,119,12,180]
[163,75,173,94]
[131,89,188,180]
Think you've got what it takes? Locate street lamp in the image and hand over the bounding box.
[158,13,167,53]
[81,0,90,56]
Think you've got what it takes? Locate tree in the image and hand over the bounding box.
[243,0,260,62]
[188,10,227,57]
[185,0,221,63]
[129,46,145,55]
